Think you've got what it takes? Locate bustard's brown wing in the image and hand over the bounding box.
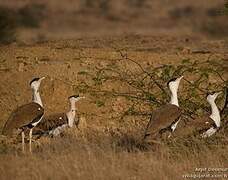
[34,113,68,132]
[144,104,181,137]
[173,115,216,137]
[2,102,44,135]
[190,115,216,134]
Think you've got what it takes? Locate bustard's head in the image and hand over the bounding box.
[30,77,45,90]
[206,92,221,103]
[68,95,85,103]
[167,76,183,93]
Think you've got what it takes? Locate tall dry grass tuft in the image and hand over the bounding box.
[0,127,227,180]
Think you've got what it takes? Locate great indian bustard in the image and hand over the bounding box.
[143,76,183,142]
[33,95,85,137]
[173,92,221,138]
[201,92,221,137]
[2,77,45,152]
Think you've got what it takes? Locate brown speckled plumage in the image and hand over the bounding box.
[144,104,182,140]
[34,113,68,133]
[2,102,44,136]
[173,115,216,137]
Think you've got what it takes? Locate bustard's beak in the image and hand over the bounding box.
[40,77,46,81]
[214,91,222,97]
[77,96,85,101]
[179,76,184,80]
[175,76,184,83]
[72,96,86,102]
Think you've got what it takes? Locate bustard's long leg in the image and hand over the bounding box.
[29,129,33,153]
[22,131,25,153]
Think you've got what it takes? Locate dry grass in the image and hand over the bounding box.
[0,127,227,180]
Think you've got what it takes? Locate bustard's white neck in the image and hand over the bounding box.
[202,92,221,138]
[32,89,43,107]
[168,76,183,107]
[30,77,45,107]
[207,92,221,128]
[66,95,85,127]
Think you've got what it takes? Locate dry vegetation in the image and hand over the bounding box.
[0,36,227,179]
[0,129,227,180]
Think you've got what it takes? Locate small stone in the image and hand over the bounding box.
[182,47,191,54]
[18,62,25,72]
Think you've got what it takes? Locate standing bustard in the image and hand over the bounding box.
[143,76,183,142]
[33,95,85,136]
[2,77,45,152]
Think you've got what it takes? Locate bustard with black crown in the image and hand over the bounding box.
[2,77,45,152]
[173,92,221,138]
[33,95,85,137]
[143,76,183,142]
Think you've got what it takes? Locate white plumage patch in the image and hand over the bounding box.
[49,124,68,136]
[171,119,180,132]
[201,127,217,138]
[32,115,44,127]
